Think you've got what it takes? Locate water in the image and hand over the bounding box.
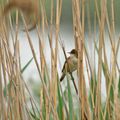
[10,24,120,101]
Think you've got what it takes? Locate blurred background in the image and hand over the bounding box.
[4,0,119,99]
[0,0,120,119]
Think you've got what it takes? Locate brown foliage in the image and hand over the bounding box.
[3,0,39,31]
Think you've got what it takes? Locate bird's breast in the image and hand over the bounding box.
[63,56,77,73]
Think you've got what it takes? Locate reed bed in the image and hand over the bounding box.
[0,0,120,120]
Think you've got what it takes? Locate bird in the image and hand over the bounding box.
[60,49,78,82]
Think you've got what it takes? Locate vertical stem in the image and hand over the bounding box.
[96,0,106,119]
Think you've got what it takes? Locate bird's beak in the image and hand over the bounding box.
[67,52,70,54]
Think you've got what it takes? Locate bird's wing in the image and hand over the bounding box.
[62,57,71,72]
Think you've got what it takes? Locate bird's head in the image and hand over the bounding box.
[68,49,78,57]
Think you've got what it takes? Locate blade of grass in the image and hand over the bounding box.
[30,111,39,120]
[21,58,33,73]
[67,79,73,120]
[57,80,63,120]
[3,57,33,97]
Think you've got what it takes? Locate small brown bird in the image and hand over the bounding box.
[60,49,78,81]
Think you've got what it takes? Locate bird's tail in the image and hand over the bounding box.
[60,73,65,82]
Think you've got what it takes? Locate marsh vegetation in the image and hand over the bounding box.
[0,0,120,120]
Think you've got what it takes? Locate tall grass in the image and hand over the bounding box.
[0,0,120,120]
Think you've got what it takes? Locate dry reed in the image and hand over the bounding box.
[0,0,119,120]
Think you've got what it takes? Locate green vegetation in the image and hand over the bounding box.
[0,0,120,120]
[1,0,120,29]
